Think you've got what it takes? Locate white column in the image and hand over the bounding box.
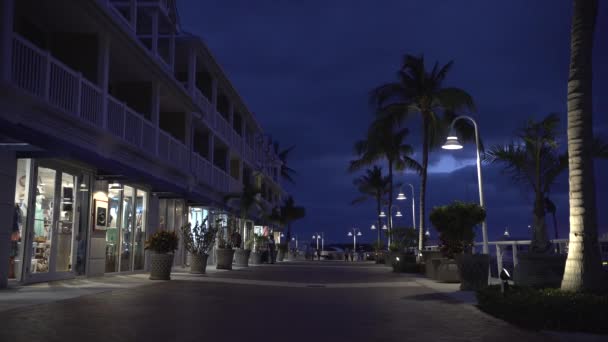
[187,48,196,95]
[129,0,137,29]
[151,82,160,155]
[97,33,110,129]
[151,10,159,56]
[0,150,17,288]
[0,0,15,83]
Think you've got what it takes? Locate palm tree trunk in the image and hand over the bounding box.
[418,115,430,254]
[531,192,550,252]
[377,194,382,249]
[562,0,603,292]
[388,158,394,246]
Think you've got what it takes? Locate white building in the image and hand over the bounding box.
[0,0,285,287]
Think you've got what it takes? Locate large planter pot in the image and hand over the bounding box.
[216,248,235,270]
[277,250,286,262]
[392,253,419,273]
[250,251,264,265]
[436,258,460,283]
[514,253,566,288]
[149,252,174,280]
[234,249,251,267]
[423,251,444,278]
[190,253,209,274]
[455,254,489,290]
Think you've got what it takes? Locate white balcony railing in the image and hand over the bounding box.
[193,153,212,186]
[212,166,229,193]
[10,33,253,196]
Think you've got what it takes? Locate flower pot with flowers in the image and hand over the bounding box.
[145,230,179,280]
[180,217,219,274]
[430,201,488,289]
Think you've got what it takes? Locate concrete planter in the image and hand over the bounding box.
[216,248,235,270]
[392,253,419,273]
[455,254,489,290]
[250,251,264,265]
[189,254,208,274]
[422,251,444,278]
[149,252,174,280]
[436,258,460,283]
[514,253,566,288]
[234,249,251,267]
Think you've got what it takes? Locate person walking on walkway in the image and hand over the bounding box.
[268,235,276,264]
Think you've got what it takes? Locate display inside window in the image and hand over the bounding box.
[55,172,76,272]
[105,187,121,273]
[120,186,134,272]
[9,159,31,280]
[32,167,56,273]
[133,190,146,270]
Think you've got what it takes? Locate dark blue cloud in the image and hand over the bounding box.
[178,0,608,244]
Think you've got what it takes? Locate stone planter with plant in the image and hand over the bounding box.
[145,230,179,280]
[249,234,266,265]
[277,242,288,262]
[216,219,235,270]
[388,227,419,273]
[180,217,218,274]
[234,235,253,267]
[430,201,488,289]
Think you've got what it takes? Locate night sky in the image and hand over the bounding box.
[178,1,608,245]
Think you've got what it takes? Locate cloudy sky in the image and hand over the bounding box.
[177,0,608,245]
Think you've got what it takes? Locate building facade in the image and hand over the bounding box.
[0,0,285,288]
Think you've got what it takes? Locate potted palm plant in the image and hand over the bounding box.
[215,218,235,270]
[145,230,179,280]
[430,201,488,289]
[180,217,218,274]
[250,234,266,265]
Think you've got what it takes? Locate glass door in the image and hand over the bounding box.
[28,165,77,280]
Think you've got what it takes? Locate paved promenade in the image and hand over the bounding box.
[0,261,557,342]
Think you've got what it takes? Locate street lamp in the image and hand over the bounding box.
[442,115,489,255]
[291,235,298,249]
[397,184,418,251]
[347,228,362,253]
[379,205,402,246]
[504,227,510,237]
[312,232,324,251]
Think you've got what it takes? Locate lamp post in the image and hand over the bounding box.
[312,233,323,251]
[291,235,298,249]
[347,228,362,253]
[442,115,489,255]
[396,183,418,250]
[379,205,402,246]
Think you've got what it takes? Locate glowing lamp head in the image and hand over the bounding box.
[442,136,463,150]
[396,192,406,201]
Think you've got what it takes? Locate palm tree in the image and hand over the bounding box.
[562,0,603,292]
[351,166,392,247]
[273,141,297,184]
[267,196,306,242]
[349,117,421,237]
[224,181,266,247]
[484,114,567,253]
[370,54,476,252]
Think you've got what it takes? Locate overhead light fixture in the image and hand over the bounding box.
[379,210,386,218]
[395,211,403,217]
[396,192,406,201]
[79,183,89,192]
[109,182,123,191]
[441,135,464,150]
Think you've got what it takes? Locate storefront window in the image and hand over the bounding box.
[55,172,75,272]
[133,190,146,270]
[105,187,121,272]
[120,186,134,272]
[10,159,31,280]
[32,167,56,273]
[75,175,90,275]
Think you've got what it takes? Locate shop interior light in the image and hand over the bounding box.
[109,182,123,191]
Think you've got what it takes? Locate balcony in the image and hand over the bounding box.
[193,153,212,186]
[10,34,192,178]
[212,165,229,193]
[214,111,231,143]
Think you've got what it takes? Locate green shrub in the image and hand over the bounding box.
[429,201,485,258]
[476,285,608,334]
[145,230,179,254]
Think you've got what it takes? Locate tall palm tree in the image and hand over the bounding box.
[351,166,392,246]
[349,117,421,237]
[273,141,297,184]
[484,114,567,253]
[224,181,266,247]
[370,54,476,252]
[562,0,603,292]
[267,196,306,241]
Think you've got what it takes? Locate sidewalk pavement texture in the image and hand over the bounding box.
[0,261,602,342]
